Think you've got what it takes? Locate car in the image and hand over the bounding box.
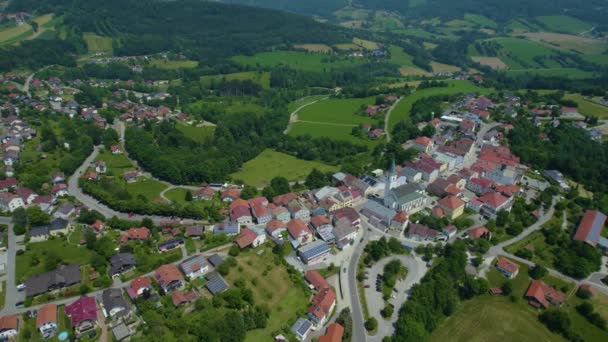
[343,268,347,273]
[15,301,24,307]
[392,288,398,293]
[16,284,26,291]
[364,285,370,288]
[360,238,364,243]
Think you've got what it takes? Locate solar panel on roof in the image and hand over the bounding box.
[205,272,228,295]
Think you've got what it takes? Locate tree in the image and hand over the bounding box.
[381,304,394,318]
[185,190,193,202]
[365,318,378,331]
[501,280,513,295]
[229,245,240,256]
[26,206,51,226]
[270,177,290,195]
[305,168,328,189]
[240,185,258,200]
[529,264,548,280]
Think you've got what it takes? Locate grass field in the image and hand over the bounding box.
[230,149,338,187]
[294,43,333,53]
[388,45,415,67]
[431,61,461,73]
[506,68,594,79]
[95,151,135,174]
[176,122,215,144]
[388,80,488,130]
[232,51,364,72]
[395,28,441,39]
[489,37,562,69]
[464,13,497,28]
[287,95,329,114]
[289,121,378,146]
[399,66,432,76]
[224,246,310,342]
[333,43,361,50]
[149,59,199,69]
[518,32,607,55]
[200,71,271,89]
[535,15,592,34]
[16,239,95,283]
[563,94,608,118]
[472,56,508,70]
[124,178,168,202]
[504,231,556,267]
[353,37,380,50]
[584,54,608,66]
[296,96,376,125]
[83,32,113,54]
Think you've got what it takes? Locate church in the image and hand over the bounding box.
[383,160,428,214]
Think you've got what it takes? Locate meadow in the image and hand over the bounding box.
[563,94,608,118]
[149,59,199,69]
[200,71,271,89]
[294,43,333,53]
[232,51,365,72]
[388,45,415,67]
[464,13,497,28]
[83,32,113,54]
[124,178,168,202]
[489,37,562,69]
[506,68,595,79]
[95,151,135,174]
[295,96,376,125]
[229,149,338,187]
[518,32,607,55]
[535,15,592,34]
[175,122,215,144]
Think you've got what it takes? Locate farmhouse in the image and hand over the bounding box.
[525,280,565,309]
[573,210,606,247]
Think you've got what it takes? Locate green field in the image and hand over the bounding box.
[95,151,135,174]
[83,32,113,54]
[489,37,562,69]
[124,178,168,201]
[536,15,592,34]
[229,149,338,187]
[200,71,271,89]
[464,13,497,28]
[232,51,365,72]
[394,28,442,39]
[506,68,595,79]
[296,96,376,125]
[16,239,95,283]
[289,121,378,146]
[149,59,199,69]
[504,231,556,267]
[176,122,215,144]
[224,246,310,342]
[287,95,329,113]
[388,80,488,130]
[388,45,415,67]
[584,54,608,66]
[564,94,608,118]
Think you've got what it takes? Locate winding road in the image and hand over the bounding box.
[384,97,403,142]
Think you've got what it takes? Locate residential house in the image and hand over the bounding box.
[525,280,565,309]
[109,253,136,277]
[291,318,313,341]
[390,211,409,231]
[573,210,606,247]
[413,136,434,154]
[90,220,105,234]
[234,227,266,249]
[384,183,428,214]
[127,277,151,300]
[51,172,66,185]
[298,240,331,265]
[407,223,438,241]
[466,197,483,213]
[25,264,81,297]
[185,225,204,238]
[51,183,69,198]
[266,219,287,238]
[438,195,465,220]
[479,191,512,218]
[36,304,57,339]
[122,171,140,183]
[111,145,123,154]
[230,205,253,226]
[32,195,53,213]
[0,192,24,212]
[310,215,333,233]
[360,200,396,229]
[271,206,291,223]
[319,323,344,342]
[94,161,107,174]
[171,290,197,307]
[467,178,493,195]
[213,222,240,236]
[467,226,491,239]
[65,296,97,333]
[0,178,17,191]
[307,287,336,325]
[332,207,361,229]
[154,264,184,293]
[486,165,521,185]
[179,255,209,278]
[101,288,130,319]
[333,218,357,248]
[205,271,229,295]
[193,186,215,200]
[287,219,315,246]
[304,271,330,291]
[121,227,151,242]
[158,238,184,252]
[289,202,311,222]
[251,203,271,225]
[496,257,519,279]
[0,315,19,339]
[272,192,298,207]
[442,225,457,239]
[427,178,452,198]
[54,203,75,219]
[221,187,241,202]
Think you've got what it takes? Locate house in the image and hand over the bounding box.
[122,171,140,183]
[122,227,151,241]
[54,203,75,219]
[271,206,291,223]
[438,195,465,219]
[573,210,606,247]
[479,191,512,218]
[206,271,229,295]
[468,226,491,239]
[95,161,107,174]
[266,219,287,238]
[111,145,123,154]
[442,225,457,239]
[221,187,241,202]
[273,192,298,207]
[496,257,519,279]
[0,315,19,339]
[65,296,98,333]
[307,287,336,325]
[112,323,132,341]
[251,203,271,225]
[127,277,151,299]
[467,197,483,213]
[25,264,81,297]
[413,136,434,153]
[193,186,215,200]
[234,227,266,249]
[332,207,361,229]
[304,271,330,291]
[230,205,252,226]
[101,288,130,319]
[28,225,51,242]
[171,290,197,307]
[333,218,357,246]
[180,255,209,278]
[32,195,53,212]
[109,253,136,277]
[287,219,315,246]
[360,200,396,229]
[0,192,25,212]
[207,254,224,267]
[384,183,428,214]
[289,202,311,221]
[52,183,69,199]
[467,178,493,195]
[0,178,17,191]
[154,264,184,293]
[525,280,565,309]
[291,318,313,341]
[213,222,240,236]
[319,323,344,342]
[158,238,184,252]
[51,172,66,184]
[298,240,331,265]
[36,303,58,339]
[89,220,105,234]
[310,215,332,232]
[185,225,204,238]
[407,223,438,241]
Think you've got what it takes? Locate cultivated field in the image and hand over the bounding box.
[200,71,271,89]
[230,149,338,187]
[518,32,607,55]
[489,37,561,69]
[149,59,199,69]
[464,13,498,28]
[388,45,415,67]
[232,51,365,72]
[535,15,592,34]
[564,94,608,118]
[333,43,361,50]
[431,61,461,73]
[399,67,432,76]
[506,68,594,79]
[294,43,333,53]
[472,56,508,70]
[353,37,380,50]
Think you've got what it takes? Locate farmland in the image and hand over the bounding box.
[535,15,592,34]
[175,122,215,144]
[387,45,415,67]
[485,37,562,69]
[200,71,271,89]
[518,32,607,55]
[0,13,58,46]
[506,68,594,79]
[294,43,333,53]
[464,13,497,28]
[148,59,199,69]
[295,96,376,125]
[563,94,608,118]
[229,149,338,187]
[83,32,113,54]
[231,51,365,72]
[471,56,508,70]
[399,67,432,76]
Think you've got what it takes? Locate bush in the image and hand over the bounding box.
[365,318,378,331]
[381,305,394,318]
[529,264,548,280]
[229,245,240,257]
[501,281,513,295]
[13,224,26,236]
[576,287,593,300]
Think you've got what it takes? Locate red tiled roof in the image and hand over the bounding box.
[573,210,606,247]
[91,220,104,233]
[392,211,408,224]
[415,136,432,146]
[496,257,519,274]
[234,228,257,249]
[222,188,241,200]
[469,177,493,188]
[439,195,464,210]
[230,205,251,220]
[479,191,509,209]
[130,277,151,292]
[154,264,184,287]
[310,215,331,228]
[229,198,248,211]
[266,219,286,233]
[171,291,197,306]
[319,323,344,342]
[526,280,565,308]
[65,296,97,327]
[126,227,150,240]
[36,303,57,329]
[287,219,312,238]
[307,288,336,320]
[0,315,19,331]
[468,226,490,239]
[304,271,330,291]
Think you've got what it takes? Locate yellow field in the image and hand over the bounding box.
[0,13,57,45]
[472,56,509,70]
[518,32,607,54]
[294,43,333,53]
[399,67,432,76]
[339,21,365,29]
[353,37,380,50]
[431,61,461,73]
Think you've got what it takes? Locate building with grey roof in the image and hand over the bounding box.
[297,240,330,265]
[109,253,136,277]
[180,255,209,278]
[205,271,229,295]
[360,200,396,229]
[25,264,81,297]
[291,318,313,341]
[101,288,130,319]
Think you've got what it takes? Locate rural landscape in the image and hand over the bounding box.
[0,0,606,341]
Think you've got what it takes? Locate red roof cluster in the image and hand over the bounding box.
[525,280,565,309]
[307,288,336,321]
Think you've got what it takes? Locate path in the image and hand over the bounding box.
[283,96,328,134]
[294,120,357,127]
[384,97,403,142]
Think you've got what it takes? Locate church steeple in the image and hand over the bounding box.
[384,158,396,207]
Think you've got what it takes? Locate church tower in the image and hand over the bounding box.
[384,159,396,207]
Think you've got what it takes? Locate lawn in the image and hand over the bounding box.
[518,32,607,55]
[149,59,199,69]
[95,151,135,174]
[224,246,310,342]
[175,122,215,144]
[289,121,379,146]
[124,178,168,202]
[296,96,376,125]
[16,238,95,283]
[504,231,556,268]
[287,95,329,113]
[563,94,608,119]
[535,15,592,34]
[200,71,271,89]
[388,45,415,67]
[294,43,333,53]
[83,32,113,54]
[231,51,365,72]
[388,80,488,130]
[230,149,338,187]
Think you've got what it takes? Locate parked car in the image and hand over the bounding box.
[364,285,370,288]
[16,284,26,291]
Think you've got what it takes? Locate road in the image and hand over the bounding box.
[0,217,17,315]
[384,97,403,142]
[283,96,328,134]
